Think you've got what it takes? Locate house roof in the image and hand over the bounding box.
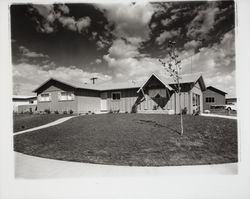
[33,73,206,93]
[206,86,227,95]
[13,95,37,100]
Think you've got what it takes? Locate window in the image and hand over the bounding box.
[111,92,121,100]
[193,93,200,106]
[205,97,215,103]
[39,93,50,102]
[59,92,74,101]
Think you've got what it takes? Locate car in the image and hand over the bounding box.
[225,104,237,111]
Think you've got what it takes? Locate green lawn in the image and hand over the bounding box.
[13,114,67,132]
[14,114,238,166]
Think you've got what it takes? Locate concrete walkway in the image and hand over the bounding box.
[15,152,237,178]
[14,116,77,135]
[200,113,237,120]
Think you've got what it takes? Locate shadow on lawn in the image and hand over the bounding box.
[138,119,181,135]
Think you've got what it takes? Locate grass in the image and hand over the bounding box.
[14,114,238,166]
[13,114,68,132]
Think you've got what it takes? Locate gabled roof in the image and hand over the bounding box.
[33,73,206,93]
[137,73,206,93]
[207,86,227,95]
[137,73,173,93]
[33,77,142,93]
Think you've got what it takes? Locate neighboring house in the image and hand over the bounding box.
[203,86,227,111]
[226,98,237,105]
[33,73,206,115]
[13,95,37,113]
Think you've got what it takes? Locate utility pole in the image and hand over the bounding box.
[90,77,98,84]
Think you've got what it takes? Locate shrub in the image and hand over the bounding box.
[182,107,187,115]
[63,110,68,114]
[125,111,128,114]
[54,110,59,114]
[153,105,158,110]
[108,109,113,114]
[44,109,51,114]
[131,104,137,113]
[69,110,73,114]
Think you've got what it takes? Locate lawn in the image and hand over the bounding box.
[14,114,238,166]
[13,114,68,132]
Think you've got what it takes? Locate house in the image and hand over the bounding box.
[202,86,227,111]
[226,98,237,105]
[13,95,37,113]
[32,73,206,115]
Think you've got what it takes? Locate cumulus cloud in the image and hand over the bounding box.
[155,29,181,45]
[186,5,219,39]
[95,58,102,64]
[95,2,155,45]
[19,46,49,58]
[30,4,91,34]
[184,40,202,50]
[13,63,112,95]
[180,30,235,97]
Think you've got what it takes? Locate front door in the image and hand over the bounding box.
[100,92,108,111]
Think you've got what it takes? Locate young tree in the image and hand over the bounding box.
[159,41,184,135]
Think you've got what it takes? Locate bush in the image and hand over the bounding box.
[63,110,68,114]
[108,109,113,114]
[182,107,187,115]
[44,109,51,114]
[54,110,59,114]
[69,110,74,114]
[131,104,137,113]
[153,105,158,110]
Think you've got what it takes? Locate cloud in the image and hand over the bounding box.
[96,2,155,45]
[30,4,91,34]
[107,39,140,59]
[186,5,219,39]
[13,63,112,95]
[179,30,235,97]
[19,46,49,58]
[184,40,202,50]
[95,59,102,64]
[155,29,180,45]
[161,14,178,26]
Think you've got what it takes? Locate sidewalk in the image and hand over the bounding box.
[200,113,237,120]
[15,152,238,178]
[14,116,77,135]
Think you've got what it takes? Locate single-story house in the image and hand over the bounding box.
[13,95,37,113]
[202,86,227,111]
[33,73,206,115]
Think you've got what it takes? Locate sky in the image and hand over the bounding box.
[11,1,236,97]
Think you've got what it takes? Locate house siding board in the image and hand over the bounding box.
[191,82,203,113]
[203,88,226,110]
[37,90,77,113]
[106,88,138,112]
[77,96,100,113]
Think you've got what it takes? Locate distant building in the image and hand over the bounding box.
[13,95,37,113]
[203,86,227,111]
[226,98,237,105]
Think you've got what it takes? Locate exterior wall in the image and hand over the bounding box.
[17,104,37,113]
[105,88,138,113]
[138,90,176,112]
[203,89,226,110]
[13,99,37,113]
[75,89,100,113]
[191,82,203,113]
[37,85,77,113]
